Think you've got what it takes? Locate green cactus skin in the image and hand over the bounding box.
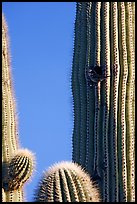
[2,14,35,202]
[71,2,135,202]
[34,161,100,202]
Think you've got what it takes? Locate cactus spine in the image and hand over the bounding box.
[71,2,135,202]
[2,14,35,202]
[34,161,100,202]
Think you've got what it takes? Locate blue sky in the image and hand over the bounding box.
[2,2,76,201]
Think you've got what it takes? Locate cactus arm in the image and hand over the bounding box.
[2,14,35,202]
[34,161,100,202]
[125,3,135,201]
[2,15,19,162]
[2,14,24,202]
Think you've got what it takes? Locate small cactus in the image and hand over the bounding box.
[3,149,35,191]
[34,161,100,202]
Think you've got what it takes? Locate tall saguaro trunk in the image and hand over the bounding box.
[71,2,135,202]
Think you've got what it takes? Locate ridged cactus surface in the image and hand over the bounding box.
[71,2,135,202]
[34,161,100,202]
[3,149,35,191]
[2,14,35,202]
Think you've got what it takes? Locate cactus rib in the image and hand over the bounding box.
[78,3,88,167]
[125,2,135,201]
[85,2,95,175]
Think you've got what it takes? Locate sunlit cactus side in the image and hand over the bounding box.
[34,161,100,202]
[71,2,135,202]
[2,14,35,202]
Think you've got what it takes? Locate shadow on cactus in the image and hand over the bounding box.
[34,161,101,202]
[71,2,135,202]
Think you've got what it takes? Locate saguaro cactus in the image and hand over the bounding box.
[71,2,135,202]
[34,161,100,202]
[2,14,35,202]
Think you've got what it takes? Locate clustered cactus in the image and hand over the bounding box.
[2,12,100,203]
[2,2,135,202]
[71,2,135,202]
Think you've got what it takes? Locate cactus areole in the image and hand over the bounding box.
[71,2,135,202]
